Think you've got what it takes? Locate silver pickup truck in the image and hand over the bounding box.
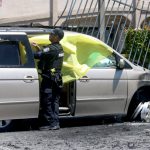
[0,30,150,132]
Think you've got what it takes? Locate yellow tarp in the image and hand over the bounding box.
[29,32,113,83]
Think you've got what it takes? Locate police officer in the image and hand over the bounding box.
[34,28,64,130]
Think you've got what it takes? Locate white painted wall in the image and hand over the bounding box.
[0,0,49,18]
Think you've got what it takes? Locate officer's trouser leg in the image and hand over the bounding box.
[43,88,54,126]
[45,81,60,127]
[42,87,60,127]
[39,78,53,126]
[39,76,62,127]
[52,73,62,126]
[52,86,60,126]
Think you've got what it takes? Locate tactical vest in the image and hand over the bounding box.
[38,43,64,72]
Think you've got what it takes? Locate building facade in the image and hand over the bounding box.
[0,0,149,27]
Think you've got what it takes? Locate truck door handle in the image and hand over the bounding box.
[23,76,34,83]
[79,76,89,82]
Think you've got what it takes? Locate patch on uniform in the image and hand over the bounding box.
[43,47,50,52]
[59,53,64,57]
[44,88,52,93]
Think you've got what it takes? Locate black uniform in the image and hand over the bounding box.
[34,42,64,128]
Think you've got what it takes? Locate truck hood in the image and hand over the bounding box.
[133,65,150,73]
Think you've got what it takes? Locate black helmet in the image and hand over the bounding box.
[50,28,64,40]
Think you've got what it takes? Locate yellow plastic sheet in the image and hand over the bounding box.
[19,42,27,65]
[29,32,113,83]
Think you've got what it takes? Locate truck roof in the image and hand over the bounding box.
[0,27,53,34]
[0,32,27,35]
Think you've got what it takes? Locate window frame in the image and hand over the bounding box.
[92,53,117,69]
[92,52,132,70]
[0,34,35,68]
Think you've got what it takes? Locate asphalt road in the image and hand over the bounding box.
[0,117,150,150]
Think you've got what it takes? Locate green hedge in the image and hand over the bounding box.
[122,28,150,68]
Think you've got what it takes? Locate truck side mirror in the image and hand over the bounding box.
[118,59,125,69]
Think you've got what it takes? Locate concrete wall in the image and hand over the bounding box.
[0,0,48,18]
[0,0,49,25]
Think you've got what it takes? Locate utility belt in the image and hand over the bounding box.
[50,68,61,74]
[42,68,61,74]
[40,68,63,88]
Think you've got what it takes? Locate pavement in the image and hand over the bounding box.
[0,117,150,150]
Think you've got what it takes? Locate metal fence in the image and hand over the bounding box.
[55,0,150,69]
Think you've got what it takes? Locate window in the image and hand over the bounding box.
[0,41,27,67]
[93,54,117,68]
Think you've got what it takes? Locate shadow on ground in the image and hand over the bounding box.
[13,115,124,132]
[59,115,124,128]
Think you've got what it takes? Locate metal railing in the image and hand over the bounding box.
[55,0,150,69]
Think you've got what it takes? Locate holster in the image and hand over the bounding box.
[51,72,63,89]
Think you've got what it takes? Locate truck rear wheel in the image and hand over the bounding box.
[0,120,15,132]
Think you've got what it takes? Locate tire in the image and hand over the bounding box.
[127,91,150,122]
[0,120,15,132]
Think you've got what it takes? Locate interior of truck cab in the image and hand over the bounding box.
[55,81,76,116]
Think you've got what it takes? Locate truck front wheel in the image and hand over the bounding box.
[127,91,150,122]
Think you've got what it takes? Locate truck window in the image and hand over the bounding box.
[0,41,27,67]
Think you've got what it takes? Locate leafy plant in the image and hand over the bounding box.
[122,28,150,68]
